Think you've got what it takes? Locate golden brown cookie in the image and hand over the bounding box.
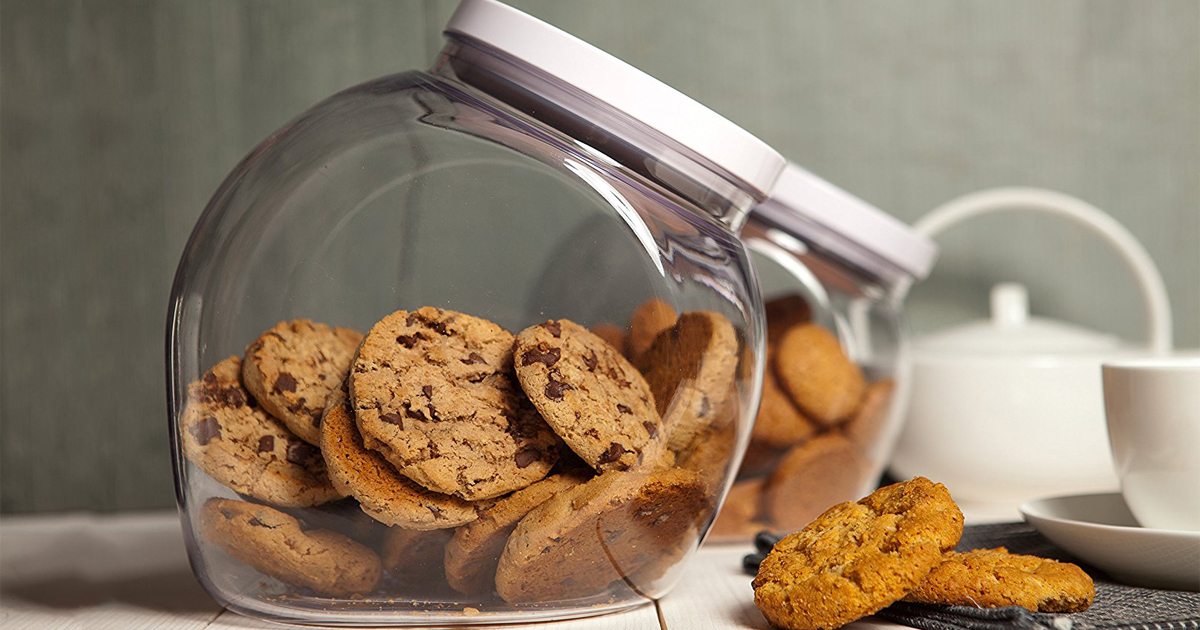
[199,498,382,597]
[380,527,454,585]
[775,324,865,426]
[627,298,677,361]
[350,307,560,500]
[763,434,869,529]
[495,468,709,603]
[904,547,1094,613]
[590,324,628,357]
[181,357,340,507]
[753,477,964,630]
[752,349,818,450]
[241,319,362,445]
[320,382,476,529]
[444,473,587,595]
[514,320,661,472]
[635,311,739,453]
[765,295,812,346]
[710,477,768,539]
[842,379,895,449]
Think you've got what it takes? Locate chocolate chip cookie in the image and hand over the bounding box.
[200,498,382,597]
[495,468,708,603]
[904,547,1094,612]
[635,311,739,453]
[350,307,560,501]
[242,319,362,445]
[181,356,340,506]
[514,319,661,472]
[753,477,964,630]
[774,323,865,426]
[320,382,477,529]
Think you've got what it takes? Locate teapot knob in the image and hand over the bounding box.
[991,283,1029,329]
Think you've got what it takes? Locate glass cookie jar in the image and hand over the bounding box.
[707,163,938,541]
[166,0,783,625]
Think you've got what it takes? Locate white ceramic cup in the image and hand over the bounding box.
[1102,357,1200,531]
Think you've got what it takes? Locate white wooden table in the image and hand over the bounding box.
[0,512,907,630]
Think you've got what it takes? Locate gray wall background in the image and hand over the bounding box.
[2,0,1197,513]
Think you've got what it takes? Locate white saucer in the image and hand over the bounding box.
[1020,493,1200,591]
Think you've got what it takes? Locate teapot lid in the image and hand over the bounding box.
[916,283,1126,355]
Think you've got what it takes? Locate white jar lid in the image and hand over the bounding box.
[754,164,939,280]
[444,0,785,199]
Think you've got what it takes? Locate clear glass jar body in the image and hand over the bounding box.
[167,58,765,624]
[706,217,911,541]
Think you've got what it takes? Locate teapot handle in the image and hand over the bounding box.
[913,187,1172,353]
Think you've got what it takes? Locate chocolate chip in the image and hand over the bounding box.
[426,403,442,422]
[286,398,308,413]
[248,517,270,528]
[430,320,450,335]
[225,387,248,408]
[574,411,582,420]
[380,412,404,428]
[405,407,425,422]
[607,367,631,388]
[584,428,600,439]
[309,409,322,426]
[598,442,626,464]
[544,376,572,400]
[203,372,217,385]
[540,320,562,337]
[514,447,541,468]
[406,312,419,326]
[616,403,631,414]
[397,334,421,348]
[257,435,274,453]
[422,385,433,399]
[698,394,710,418]
[190,416,221,445]
[583,352,598,371]
[521,345,560,368]
[286,441,319,466]
[643,421,658,437]
[274,373,298,393]
[461,352,486,365]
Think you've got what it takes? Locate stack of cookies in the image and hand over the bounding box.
[711,295,897,539]
[181,305,740,602]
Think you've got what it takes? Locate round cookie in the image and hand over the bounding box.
[763,433,869,529]
[444,473,587,595]
[627,298,677,360]
[589,324,628,357]
[242,319,362,445]
[380,527,455,585]
[635,311,739,453]
[181,357,340,507]
[904,547,1094,613]
[842,379,895,449]
[320,382,477,530]
[199,498,382,597]
[710,477,768,540]
[764,295,812,346]
[350,307,560,501]
[752,349,818,450]
[753,477,964,630]
[775,323,865,426]
[495,468,709,603]
[514,319,661,472]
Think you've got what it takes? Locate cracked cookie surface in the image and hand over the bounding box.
[242,319,362,445]
[514,319,661,472]
[350,307,559,501]
[320,382,477,530]
[181,356,340,507]
[904,547,1094,612]
[199,498,382,597]
[753,477,963,630]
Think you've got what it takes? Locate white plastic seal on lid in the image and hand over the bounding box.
[443,0,785,203]
[753,163,939,282]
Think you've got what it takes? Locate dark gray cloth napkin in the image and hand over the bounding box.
[746,523,1200,630]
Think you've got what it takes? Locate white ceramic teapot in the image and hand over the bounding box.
[891,188,1173,514]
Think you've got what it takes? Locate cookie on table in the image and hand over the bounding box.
[751,349,817,450]
[763,434,869,528]
[380,527,455,586]
[842,379,895,449]
[514,319,661,472]
[350,307,560,501]
[444,473,588,595]
[199,498,382,597]
[627,298,677,361]
[320,382,476,530]
[710,477,768,539]
[635,311,739,453]
[181,357,340,507]
[495,468,708,603]
[590,324,628,357]
[242,319,362,445]
[775,323,865,426]
[753,477,963,630]
[764,295,812,346]
[904,547,1094,613]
